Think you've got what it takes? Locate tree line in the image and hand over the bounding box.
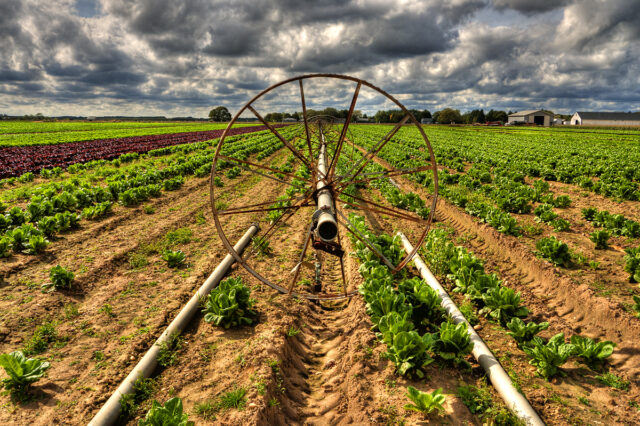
[209,105,539,124]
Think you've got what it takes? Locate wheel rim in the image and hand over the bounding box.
[209,74,439,300]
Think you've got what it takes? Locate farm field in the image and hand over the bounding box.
[0,122,639,425]
[0,121,260,147]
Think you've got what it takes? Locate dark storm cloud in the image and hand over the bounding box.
[1,0,639,116]
[492,0,570,15]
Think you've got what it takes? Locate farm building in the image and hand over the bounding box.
[507,110,554,126]
[570,111,640,126]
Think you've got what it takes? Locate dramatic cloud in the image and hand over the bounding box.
[0,0,638,116]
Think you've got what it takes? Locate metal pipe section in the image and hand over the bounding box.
[398,232,545,426]
[315,131,338,242]
[89,224,259,426]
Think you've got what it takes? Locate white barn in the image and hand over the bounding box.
[570,112,640,126]
[507,110,554,126]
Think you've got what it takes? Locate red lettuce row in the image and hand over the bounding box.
[0,125,286,178]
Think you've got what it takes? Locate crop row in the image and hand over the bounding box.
[0,124,286,178]
[350,210,622,398]
[0,127,298,258]
[0,121,217,135]
[0,122,260,146]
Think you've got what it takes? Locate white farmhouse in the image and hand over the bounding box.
[507,110,554,126]
[570,112,640,126]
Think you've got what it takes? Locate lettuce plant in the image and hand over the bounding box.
[0,236,12,258]
[624,247,640,283]
[399,278,444,329]
[522,333,575,380]
[377,311,414,346]
[162,250,186,268]
[47,265,74,290]
[535,236,571,267]
[570,335,615,369]
[480,287,529,324]
[202,277,257,328]
[363,285,411,327]
[139,397,193,426]
[404,387,446,415]
[384,331,434,378]
[506,318,549,345]
[0,351,50,396]
[590,230,610,249]
[432,321,473,368]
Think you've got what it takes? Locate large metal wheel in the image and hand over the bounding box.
[209,74,439,300]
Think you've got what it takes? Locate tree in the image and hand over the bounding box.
[464,109,485,124]
[209,106,231,122]
[486,110,508,123]
[435,108,463,124]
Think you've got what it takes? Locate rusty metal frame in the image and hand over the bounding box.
[209,74,439,300]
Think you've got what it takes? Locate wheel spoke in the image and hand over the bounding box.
[335,164,433,192]
[248,105,312,169]
[217,202,314,216]
[242,190,315,261]
[299,80,315,163]
[287,219,314,294]
[340,114,410,185]
[335,209,395,269]
[219,155,311,184]
[335,187,425,223]
[326,82,361,178]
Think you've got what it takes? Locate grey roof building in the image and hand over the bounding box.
[571,112,640,126]
[507,110,554,126]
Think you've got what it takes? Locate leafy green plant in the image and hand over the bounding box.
[480,287,529,324]
[24,235,48,254]
[506,318,549,345]
[0,351,50,397]
[157,333,183,367]
[595,372,629,391]
[522,333,575,380]
[37,216,58,238]
[459,301,479,325]
[218,386,247,410]
[581,207,598,221]
[432,321,472,367]
[23,321,59,355]
[363,284,411,327]
[457,382,493,415]
[633,295,640,318]
[534,204,557,223]
[377,311,414,345]
[286,326,301,337]
[252,236,272,256]
[45,265,74,290]
[202,277,257,328]
[590,230,610,249]
[535,236,571,267]
[570,335,615,369]
[162,250,186,268]
[404,386,446,415]
[551,218,570,232]
[139,397,193,426]
[624,247,640,283]
[399,277,445,329]
[0,236,11,258]
[384,331,433,378]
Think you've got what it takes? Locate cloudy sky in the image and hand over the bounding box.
[1,0,639,117]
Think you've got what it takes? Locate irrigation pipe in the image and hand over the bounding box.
[398,232,545,426]
[89,224,260,426]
